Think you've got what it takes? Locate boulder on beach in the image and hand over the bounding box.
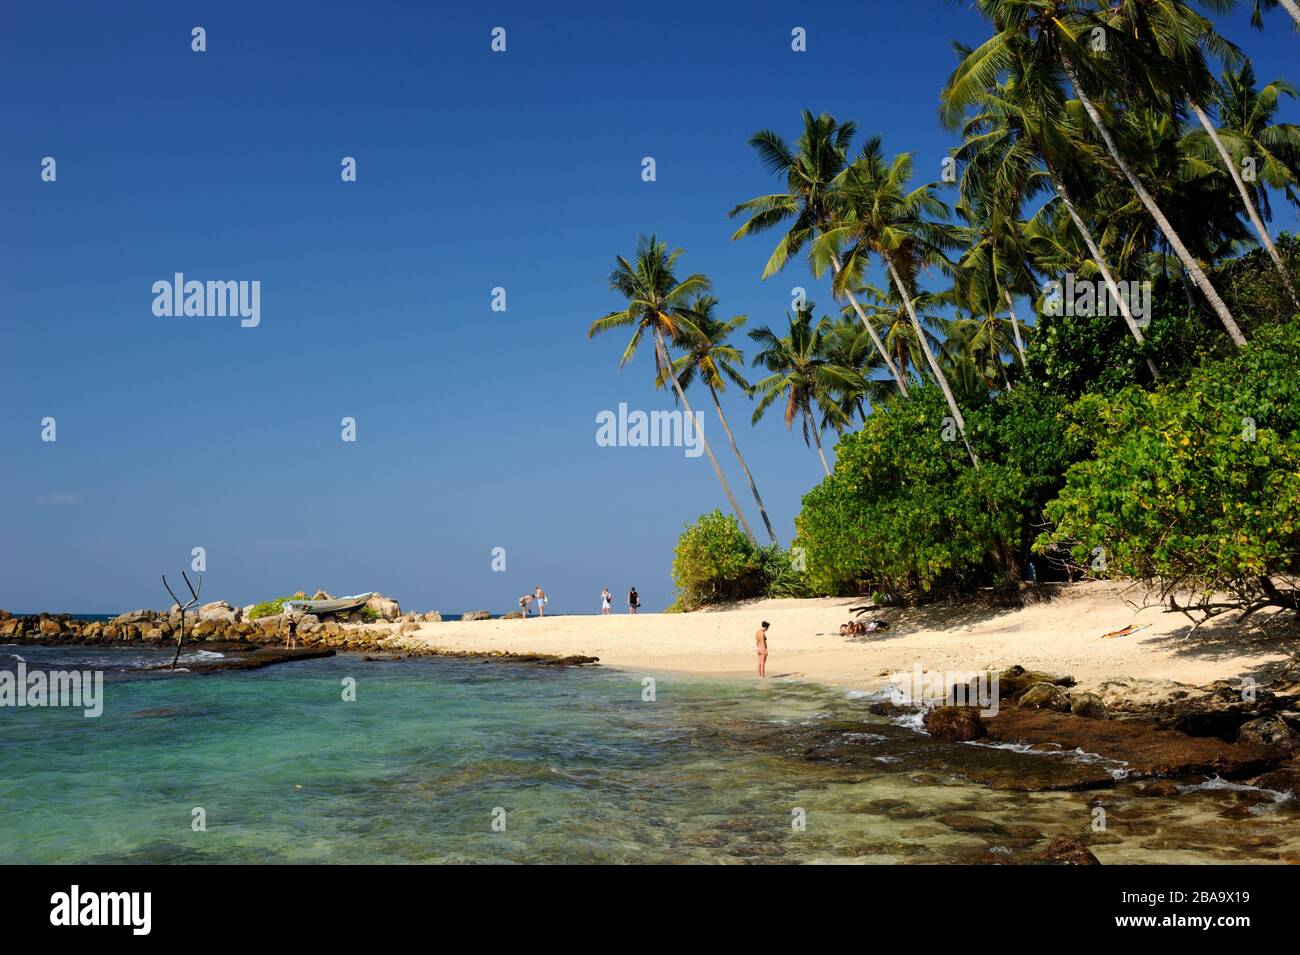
[365,594,401,621]
[998,665,1075,700]
[198,600,239,622]
[421,611,442,623]
[923,705,987,742]
[501,611,523,620]
[1238,716,1294,749]
[113,609,157,625]
[1018,682,1072,712]
[462,611,491,622]
[1070,692,1109,720]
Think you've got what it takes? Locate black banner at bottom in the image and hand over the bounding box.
[0,863,1283,940]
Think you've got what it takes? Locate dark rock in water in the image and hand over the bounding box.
[924,706,987,742]
[1018,682,1072,712]
[1070,692,1109,720]
[937,813,1001,833]
[1238,716,1295,749]
[1035,836,1101,865]
[868,701,921,718]
[362,653,403,662]
[987,708,1286,779]
[1137,780,1182,797]
[154,647,336,673]
[1251,760,1300,797]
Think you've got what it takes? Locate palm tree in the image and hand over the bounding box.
[1184,62,1300,308]
[948,0,1247,347]
[1097,1,1299,309]
[588,235,758,544]
[748,305,860,475]
[811,137,981,467]
[1250,0,1300,31]
[944,39,1161,380]
[730,111,911,395]
[666,295,779,545]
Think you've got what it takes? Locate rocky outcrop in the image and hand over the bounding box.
[1018,682,1072,712]
[986,707,1286,779]
[923,705,987,742]
[461,611,491,621]
[365,594,401,621]
[1238,716,1294,749]
[1070,692,1109,720]
[1035,837,1101,865]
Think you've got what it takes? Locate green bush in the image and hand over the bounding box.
[247,596,297,620]
[795,384,1081,595]
[669,511,811,608]
[1040,320,1300,593]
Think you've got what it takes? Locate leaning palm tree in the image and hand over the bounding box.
[1097,1,1299,309]
[748,305,860,476]
[947,0,1247,347]
[812,137,980,467]
[666,295,778,545]
[1184,62,1300,308]
[588,235,758,544]
[945,39,1161,380]
[730,111,911,395]
[1249,0,1300,30]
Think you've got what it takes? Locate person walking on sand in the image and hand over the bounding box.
[533,586,547,617]
[628,587,640,614]
[755,621,769,678]
[518,593,533,618]
[601,587,612,615]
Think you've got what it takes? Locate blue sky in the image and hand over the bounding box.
[3,1,1298,614]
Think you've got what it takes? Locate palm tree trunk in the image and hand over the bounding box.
[1276,0,1300,29]
[1049,168,1163,383]
[654,330,758,545]
[882,253,980,468]
[805,408,831,475]
[1060,54,1247,348]
[831,253,910,396]
[707,380,779,545]
[1189,101,1300,310]
[1003,289,1026,364]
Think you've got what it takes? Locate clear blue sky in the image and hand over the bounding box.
[3,1,1298,613]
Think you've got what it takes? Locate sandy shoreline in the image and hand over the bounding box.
[392,581,1296,695]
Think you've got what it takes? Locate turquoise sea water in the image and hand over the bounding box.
[2,645,1298,864]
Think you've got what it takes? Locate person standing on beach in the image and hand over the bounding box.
[601,587,612,615]
[533,586,547,617]
[518,594,533,618]
[285,613,298,650]
[628,587,640,614]
[755,621,769,678]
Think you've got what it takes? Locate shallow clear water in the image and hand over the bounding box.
[1,646,1297,864]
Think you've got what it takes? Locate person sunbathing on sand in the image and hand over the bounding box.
[756,621,769,678]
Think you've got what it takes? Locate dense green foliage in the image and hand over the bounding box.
[669,510,809,609]
[1042,322,1300,591]
[793,385,1081,594]
[247,597,296,620]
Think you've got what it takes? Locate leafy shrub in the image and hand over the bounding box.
[1040,320,1300,594]
[670,510,765,609]
[669,511,811,608]
[247,596,297,620]
[360,607,380,622]
[795,384,1081,595]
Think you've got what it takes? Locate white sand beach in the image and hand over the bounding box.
[392,581,1295,694]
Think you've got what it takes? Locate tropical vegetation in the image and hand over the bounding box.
[588,0,1300,619]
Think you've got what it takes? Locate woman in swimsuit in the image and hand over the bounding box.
[756,621,769,678]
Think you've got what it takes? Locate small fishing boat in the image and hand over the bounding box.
[284,593,375,615]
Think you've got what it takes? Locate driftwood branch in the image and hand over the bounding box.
[162,571,204,670]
